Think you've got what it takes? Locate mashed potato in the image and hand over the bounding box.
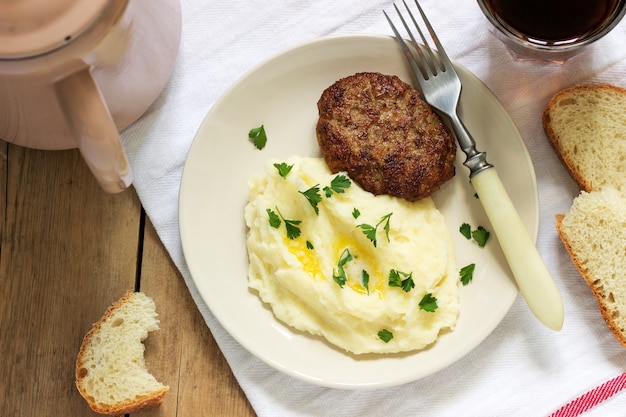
[245,157,459,354]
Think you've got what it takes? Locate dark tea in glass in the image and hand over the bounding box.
[484,0,620,43]
[477,0,626,60]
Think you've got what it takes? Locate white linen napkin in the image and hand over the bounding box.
[121,0,626,415]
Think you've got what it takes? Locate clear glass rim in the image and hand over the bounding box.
[476,0,626,52]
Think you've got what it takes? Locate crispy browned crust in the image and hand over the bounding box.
[542,83,626,192]
[76,291,169,415]
[555,215,626,347]
[81,388,169,416]
[316,72,456,201]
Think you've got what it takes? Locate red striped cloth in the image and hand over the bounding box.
[550,373,626,417]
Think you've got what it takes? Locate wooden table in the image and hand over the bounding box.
[0,141,256,416]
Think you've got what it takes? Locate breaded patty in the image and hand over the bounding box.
[316,72,456,201]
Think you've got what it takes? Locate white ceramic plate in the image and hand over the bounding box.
[179,34,538,389]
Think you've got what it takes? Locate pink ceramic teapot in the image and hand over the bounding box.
[0,0,181,192]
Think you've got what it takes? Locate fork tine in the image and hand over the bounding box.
[398,0,441,75]
[383,10,428,80]
[410,0,452,72]
[386,0,454,81]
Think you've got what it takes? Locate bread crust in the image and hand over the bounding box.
[76,291,169,415]
[316,72,456,201]
[548,83,626,347]
[556,214,626,348]
[542,83,626,192]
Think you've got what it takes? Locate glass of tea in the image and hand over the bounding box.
[477,0,626,61]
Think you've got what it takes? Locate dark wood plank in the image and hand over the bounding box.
[138,217,256,417]
[0,140,6,409]
[0,141,6,251]
[0,144,141,416]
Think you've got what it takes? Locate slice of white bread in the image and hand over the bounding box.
[542,84,626,194]
[76,291,169,415]
[555,187,626,346]
[545,84,626,345]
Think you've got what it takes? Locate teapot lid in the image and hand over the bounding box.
[0,0,110,59]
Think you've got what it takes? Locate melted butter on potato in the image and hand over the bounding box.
[245,157,459,354]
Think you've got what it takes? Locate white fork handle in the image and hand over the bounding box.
[471,167,564,331]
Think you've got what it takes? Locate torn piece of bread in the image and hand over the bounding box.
[542,84,626,193]
[76,291,169,415]
[556,187,626,347]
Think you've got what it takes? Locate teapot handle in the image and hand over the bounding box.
[54,66,132,193]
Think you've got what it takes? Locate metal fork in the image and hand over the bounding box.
[385,0,564,331]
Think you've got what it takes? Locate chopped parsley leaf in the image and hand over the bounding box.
[299,185,322,215]
[361,270,370,295]
[273,162,293,178]
[419,293,438,312]
[378,329,394,343]
[381,213,391,241]
[357,223,377,245]
[306,240,314,250]
[266,208,281,228]
[248,125,267,150]
[323,174,351,197]
[357,212,392,247]
[332,248,353,288]
[283,218,302,240]
[472,226,491,247]
[273,207,301,239]
[460,223,472,239]
[352,208,361,219]
[460,263,475,286]
[388,269,414,292]
[460,223,491,247]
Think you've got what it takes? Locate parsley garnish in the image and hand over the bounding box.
[357,223,377,245]
[460,263,475,286]
[357,212,392,247]
[472,226,490,247]
[361,270,370,294]
[306,240,314,250]
[266,208,281,228]
[460,223,491,247]
[271,207,301,239]
[378,329,394,343]
[388,269,414,292]
[332,248,353,288]
[419,293,438,312]
[352,208,361,219]
[248,125,267,150]
[299,185,323,215]
[273,162,293,178]
[299,175,351,215]
[460,223,472,239]
[323,174,351,197]
[283,219,302,240]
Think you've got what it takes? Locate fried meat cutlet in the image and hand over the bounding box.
[316,72,456,201]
